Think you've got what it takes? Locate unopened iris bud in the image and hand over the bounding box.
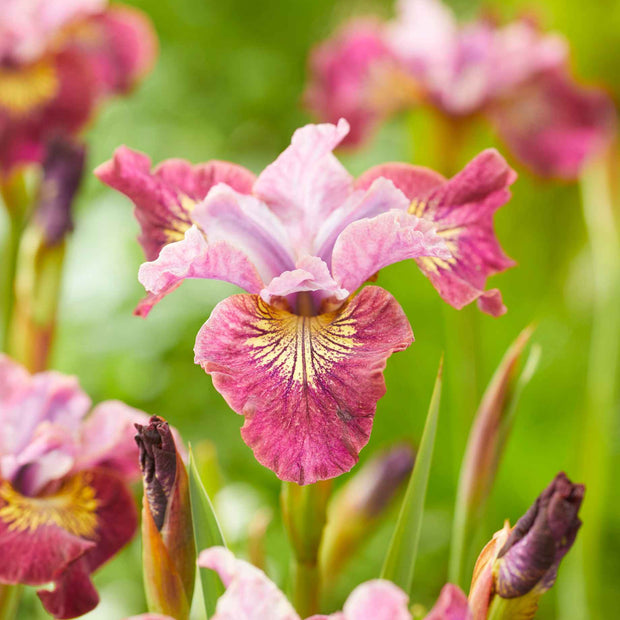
[320,444,415,581]
[135,416,195,620]
[495,472,584,599]
[36,137,85,246]
[468,472,584,620]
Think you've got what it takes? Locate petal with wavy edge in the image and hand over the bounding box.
[253,120,353,248]
[137,226,265,316]
[198,547,300,620]
[331,209,448,293]
[490,69,616,179]
[314,177,411,263]
[260,256,349,308]
[94,147,256,260]
[75,401,148,480]
[356,150,516,316]
[342,580,411,620]
[425,584,472,620]
[194,286,413,484]
[192,184,296,283]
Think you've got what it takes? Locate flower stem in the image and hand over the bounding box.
[571,153,620,616]
[1,172,33,351]
[281,480,331,617]
[0,585,21,620]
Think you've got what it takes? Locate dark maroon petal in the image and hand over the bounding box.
[37,557,99,620]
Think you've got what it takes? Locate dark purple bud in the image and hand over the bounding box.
[36,137,86,246]
[135,415,178,531]
[495,472,584,598]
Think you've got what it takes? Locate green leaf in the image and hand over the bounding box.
[381,358,443,594]
[188,445,227,619]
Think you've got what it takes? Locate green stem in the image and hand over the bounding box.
[574,154,620,616]
[0,584,21,620]
[281,481,331,617]
[1,173,32,351]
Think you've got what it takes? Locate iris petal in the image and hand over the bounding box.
[194,286,413,485]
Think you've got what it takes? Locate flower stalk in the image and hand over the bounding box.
[281,480,332,616]
[575,150,620,616]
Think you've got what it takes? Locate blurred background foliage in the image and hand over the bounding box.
[5,0,619,617]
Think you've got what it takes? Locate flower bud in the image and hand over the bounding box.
[320,444,415,580]
[36,137,85,246]
[135,416,195,620]
[468,472,584,620]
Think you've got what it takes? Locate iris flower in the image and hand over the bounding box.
[198,546,471,620]
[0,0,156,173]
[306,0,615,179]
[96,119,515,485]
[0,354,148,618]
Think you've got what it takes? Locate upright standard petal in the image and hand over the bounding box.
[340,580,411,620]
[194,286,413,484]
[490,69,616,179]
[253,120,353,249]
[356,150,516,316]
[94,147,256,260]
[198,546,300,620]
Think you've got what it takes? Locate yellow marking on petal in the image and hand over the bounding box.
[0,474,99,538]
[246,299,360,387]
[164,194,196,242]
[408,198,427,217]
[0,60,59,117]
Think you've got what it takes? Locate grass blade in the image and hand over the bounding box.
[381,358,443,593]
[188,445,226,618]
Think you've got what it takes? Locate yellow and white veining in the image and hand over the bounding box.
[0,61,58,116]
[0,473,99,538]
[246,300,360,387]
[164,194,195,242]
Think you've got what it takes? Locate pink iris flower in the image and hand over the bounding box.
[0,354,149,619]
[0,0,157,173]
[197,546,472,619]
[305,0,615,179]
[96,119,515,485]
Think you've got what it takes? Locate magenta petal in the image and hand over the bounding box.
[194,287,413,484]
[490,69,616,179]
[137,226,265,316]
[94,147,256,260]
[253,120,353,247]
[331,209,449,292]
[198,546,300,620]
[424,584,472,620]
[341,580,411,620]
[358,151,516,315]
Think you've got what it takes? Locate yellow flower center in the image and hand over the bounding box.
[0,60,59,117]
[0,473,99,538]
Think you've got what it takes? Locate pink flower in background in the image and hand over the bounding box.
[198,546,471,619]
[305,0,615,178]
[96,119,515,485]
[0,0,157,173]
[0,354,148,619]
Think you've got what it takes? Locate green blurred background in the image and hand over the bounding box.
[8,0,620,617]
